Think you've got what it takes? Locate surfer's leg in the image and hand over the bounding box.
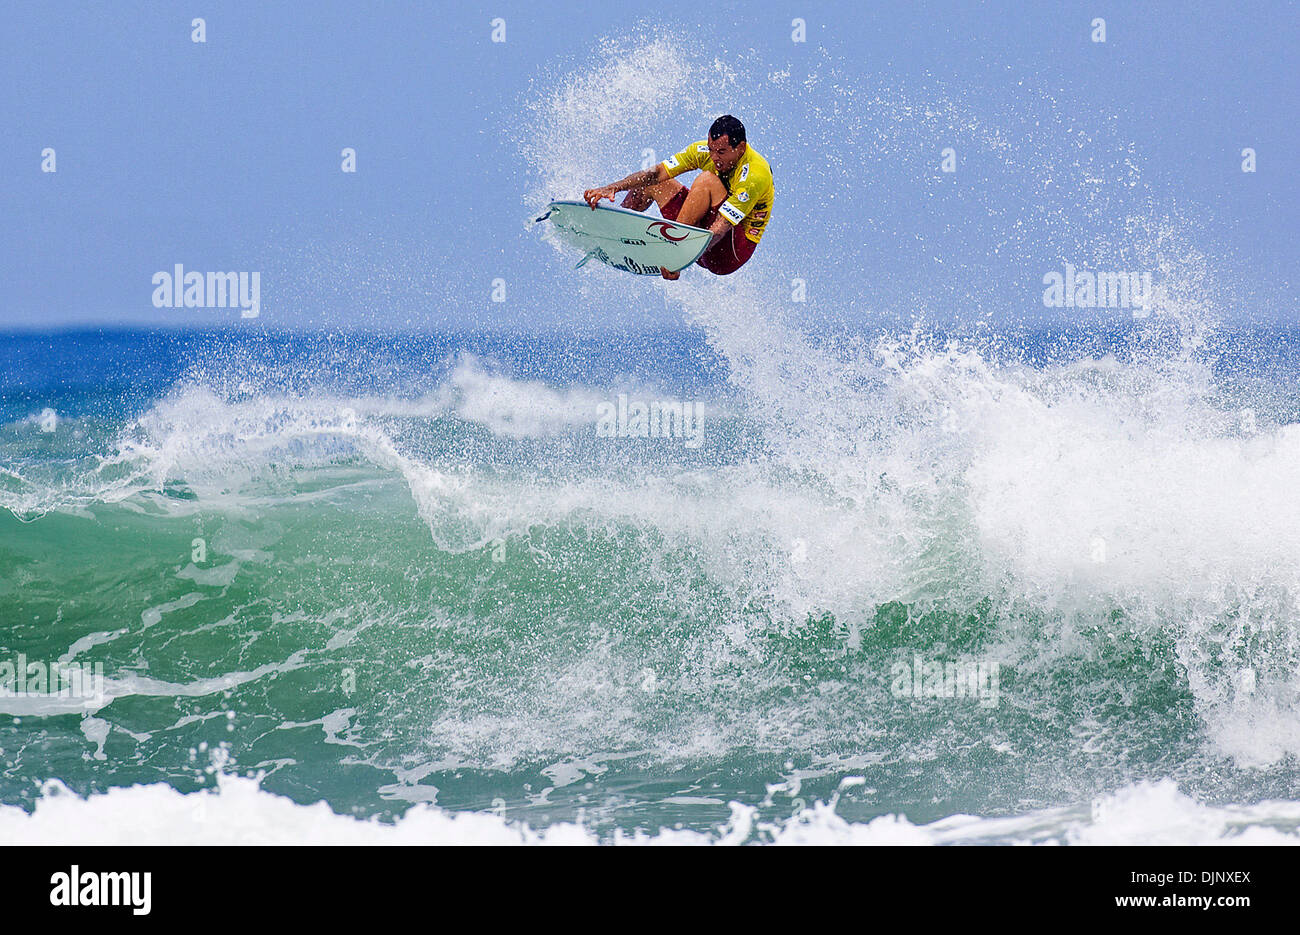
[620,190,653,211]
[676,172,727,227]
[623,179,685,212]
[696,224,757,275]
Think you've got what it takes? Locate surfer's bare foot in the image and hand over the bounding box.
[660,268,680,281]
[621,190,652,212]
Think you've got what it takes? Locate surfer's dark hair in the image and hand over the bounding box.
[709,114,746,145]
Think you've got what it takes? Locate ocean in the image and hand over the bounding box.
[2,318,1300,844]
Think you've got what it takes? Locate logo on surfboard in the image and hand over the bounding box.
[646,221,689,242]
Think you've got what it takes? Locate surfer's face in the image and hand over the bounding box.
[708,135,745,173]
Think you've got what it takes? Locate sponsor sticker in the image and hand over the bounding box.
[647,221,689,242]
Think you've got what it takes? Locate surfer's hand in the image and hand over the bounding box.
[660,268,680,281]
[582,186,616,209]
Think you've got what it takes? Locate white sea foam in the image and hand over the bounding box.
[435,354,622,437]
[2,774,1297,845]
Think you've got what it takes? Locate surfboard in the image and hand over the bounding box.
[535,200,712,275]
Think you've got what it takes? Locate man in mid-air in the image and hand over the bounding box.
[583,114,773,280]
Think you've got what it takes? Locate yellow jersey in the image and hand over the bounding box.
[661,140,774,244]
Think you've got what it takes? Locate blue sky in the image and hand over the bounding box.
[1,0,1295,332]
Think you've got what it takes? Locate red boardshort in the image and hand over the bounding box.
[660,186,757,275]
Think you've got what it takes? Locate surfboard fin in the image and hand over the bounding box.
[574,249,599,269]
[533,208,553,223]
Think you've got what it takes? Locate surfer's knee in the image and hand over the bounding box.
[691,170,727,203]
[692,170,725,191]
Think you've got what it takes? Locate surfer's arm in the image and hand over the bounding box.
[583,166,669,207]
[704,215,732,250]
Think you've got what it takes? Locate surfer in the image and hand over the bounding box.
[582,115,773,280]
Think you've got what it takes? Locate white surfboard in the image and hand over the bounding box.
[536,200,712,275]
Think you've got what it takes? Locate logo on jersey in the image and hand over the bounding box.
[737,191,749,202]
[646,221,689,242]
[696,144,709,153]
[739,164,750,182]
[718,202,745,225]
[664,155,679,169]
